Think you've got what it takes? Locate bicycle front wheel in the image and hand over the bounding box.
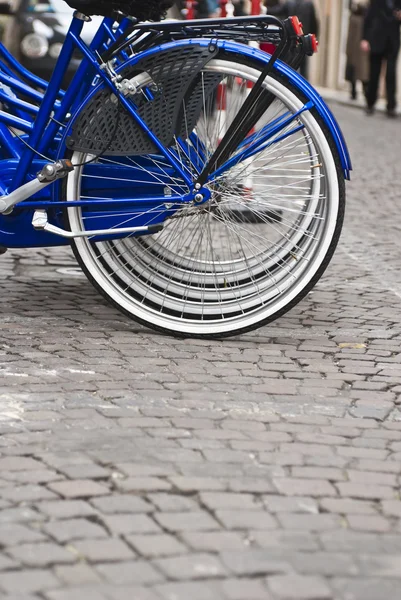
[65,56,345,338]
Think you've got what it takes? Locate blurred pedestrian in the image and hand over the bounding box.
[345,0,369,101]
[263,0,287,54]
[361,0,401,117]
[264,0,287,18]
[174,0,211,18]
[287,0,319,78]
[264,0,319,78]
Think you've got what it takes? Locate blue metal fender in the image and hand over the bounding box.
[66,38,351,180]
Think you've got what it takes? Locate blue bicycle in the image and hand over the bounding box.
[0,0,351,337]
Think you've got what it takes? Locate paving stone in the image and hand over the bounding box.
[220,550,289,576]
[347,515,391,532]
[56,464,110,480]
[336,483,395,500]
[71,538,135,562]
[0,569,59,594]
[290,552,359,576]
[116,478,172,492]
[0,485,58,503]
[320,530,401,554]
[154,511,220,532]
[105,586,162,600]
[147,493,198,512]
[277,513,342,531]
[0,506,44,523]
[331,577,401,600]
[228,477,275,493]
[154,553,226,580]
[169,477,226,492]
[115,464,177,478]
[336,447,388,459]
[0,554,19,570]
[357,553,401,577]
[180,531,246,552]
[200,492,260,511]
[7,543,77,567]
[125,533,186,557]
[37,500,97,519]
[1,469,63,485]
[43,518,108,542]
[355,459,401,473]
[263,496,319,514]
[319,498,377,515]
[346,470,397,486]
[251,531,320,551]
[221,420,266,432]
[215,510,277,530]
[381,500,401,517]
[220,578,272,599]
[291,467,346,481]
[101,513,161,535]
[154,581,224,600]
[0,457,44,471]
[267,574,333,599]
[54,563,102,585]
[0,523,46,546]
[48,480,109,499]
[273,478,337,497]
[44,588,108,600]
[94,561,164,585]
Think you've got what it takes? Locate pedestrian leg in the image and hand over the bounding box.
[366,53,383,112]
[385,50,398,113]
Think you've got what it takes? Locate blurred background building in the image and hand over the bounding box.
[309,0,401,105]
[0,0,400,105]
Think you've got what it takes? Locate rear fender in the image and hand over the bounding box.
[67,39,351,180]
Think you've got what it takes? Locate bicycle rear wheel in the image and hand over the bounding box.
[65,56,345,338]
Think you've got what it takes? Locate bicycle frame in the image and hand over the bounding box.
[0,12,350,249]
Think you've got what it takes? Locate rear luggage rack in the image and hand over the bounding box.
[102,15,301,65]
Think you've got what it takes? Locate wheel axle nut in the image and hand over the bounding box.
[194,193,203,203]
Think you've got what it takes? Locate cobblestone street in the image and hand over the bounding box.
[1,104,401,600]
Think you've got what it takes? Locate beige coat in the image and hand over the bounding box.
[346,12,370,82]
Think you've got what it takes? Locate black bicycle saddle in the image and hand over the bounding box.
[65,0,173,20]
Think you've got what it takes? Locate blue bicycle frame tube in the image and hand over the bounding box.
[68,32,195,188]
[39,17,118,154]
[0,109,32,132]
[0,90,39,116]
[9,15,86,191]
[0,122,20,159]
[0,42,63,95]
[0,69,50,105]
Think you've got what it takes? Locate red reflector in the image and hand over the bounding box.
[311,34,319,53]
[290,15,304,36]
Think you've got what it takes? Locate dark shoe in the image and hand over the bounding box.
[387,108,397,118]
[365,106,375,116]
